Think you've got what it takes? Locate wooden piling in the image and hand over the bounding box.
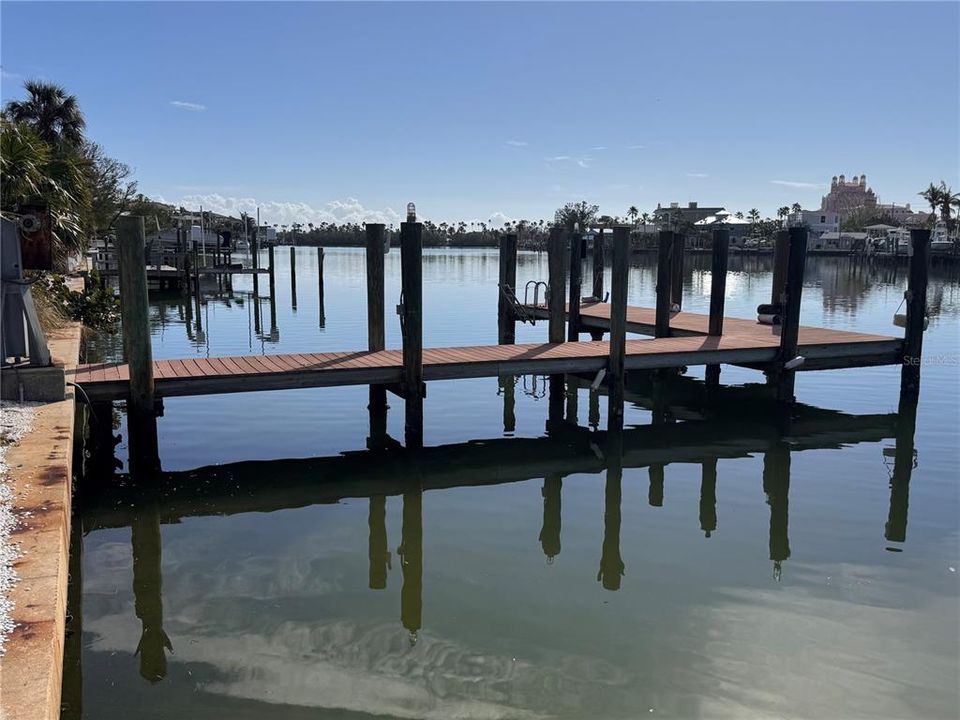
[655,230,674,338]
[400,222,424,449]
[399,488,423,640]
[670,232,685,309]
[608,226,630,432]
[117,216,155,416]
[567,228,583,341]
[547,227,567,418]
[317,247,325,323]
[290,246,298,310]
[366,224,388,448]
[771,229,790,305]
[251,231,260,296]
[497,233,518,344]
[775,226,808,403]
[705,226,730,385]
[700,459,718,537]
[547,227,566,344]
[885,395,917,542]
[900,229,930,400]
[592,227,605,300]
[268,244,276,300]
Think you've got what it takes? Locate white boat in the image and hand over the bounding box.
[930,221,954,252]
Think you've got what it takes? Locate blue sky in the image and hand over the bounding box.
[2,2,958,226]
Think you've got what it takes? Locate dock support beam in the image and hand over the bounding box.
[655,230,674,338]
[705,226,730,386]
[670,232,685,310]
[567,228,583,341]
[268,244,276,300]
[497,233,518,344]
[366,224,388,448]
[775,226,808,403]
[400,221,424,449]
[900,228,930,401]
[607,226,630,433]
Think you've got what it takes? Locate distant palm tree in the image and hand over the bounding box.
[791,202,802,214]
[777,206,790,227]
[4,80,86,146]
[735,211,744,220]
[628,205,639,226]
[748,208,760,235]
[919,182,945,225]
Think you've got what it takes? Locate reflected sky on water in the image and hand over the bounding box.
[67,248,959,719]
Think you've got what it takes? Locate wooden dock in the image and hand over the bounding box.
[69,304,900,401]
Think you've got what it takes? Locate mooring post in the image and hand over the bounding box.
[547,227,567,420]
[608,226,630,433]
[598,447,625,591]
[317,247,325,323]
[117,216,155,418]
[131,509,169,681]
[900,228,930,401]
[670,232,685,310]
[771,229,790,306]
[705,226,730,386]
[567,227,583,341]
[290,245,298,310]
[400,221,424,449]
[497,233,518,344]
[592,227,605,300]
[268,243,276,300]
[251,230,260,296]
[547,227,567,343]
[775,226,808,403]
[655,230,674,338]
[366,224,388,448]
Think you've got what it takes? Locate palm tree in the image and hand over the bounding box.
[748,208,760,235]
[938,183,957,232]
[919,182,945,225]
[4,80,86,147]
[777,206,790,228]
[627,205,639,227]
[1,118,89,262]
[735,211,744,220]
[791,202,802,214]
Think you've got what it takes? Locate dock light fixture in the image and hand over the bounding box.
[784,355,806,370]
[406,203,416,222]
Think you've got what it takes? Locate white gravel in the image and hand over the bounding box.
[1,401,37,656]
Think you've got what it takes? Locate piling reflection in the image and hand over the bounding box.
[69,373,918,698]
[131,508,172,682]
[540,475,562,562]
[398,488,423,645]
[763,444,791,581]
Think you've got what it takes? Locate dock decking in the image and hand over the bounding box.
[70,304,901,401]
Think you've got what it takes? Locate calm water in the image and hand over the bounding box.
[66,248,960,719]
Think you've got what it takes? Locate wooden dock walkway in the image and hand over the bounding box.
[70,304,900,401]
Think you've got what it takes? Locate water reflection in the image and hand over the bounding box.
[69,372,921,715]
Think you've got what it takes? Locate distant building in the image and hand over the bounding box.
[874,202,930,226]
[788,209,840,237]
[653,202,724,227]
[821,174,877,213]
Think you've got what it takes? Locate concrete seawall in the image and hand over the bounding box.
[0,324,82,720]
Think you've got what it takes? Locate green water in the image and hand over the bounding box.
[64,248,959,719]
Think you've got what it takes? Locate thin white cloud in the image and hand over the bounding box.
[504,140,528,147]
[592,146,607,151]
[170,100,206,111]
[771,179,824,189]
[627,144,645,150]
[545,155,592,168]
[687,172,709,178]
[0,67,22,80]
